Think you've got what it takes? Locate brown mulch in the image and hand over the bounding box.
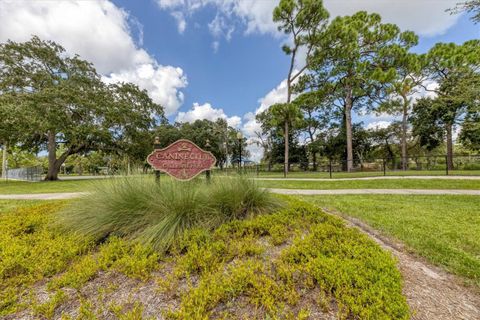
[322,207,480,320]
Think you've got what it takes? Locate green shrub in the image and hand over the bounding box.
[168,200,410,319]
[462,163,480,170]
[58,176,279,251]
[2,199,409,319]
[0,203,92,315]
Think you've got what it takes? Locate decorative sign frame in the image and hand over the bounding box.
[146,139,216,181]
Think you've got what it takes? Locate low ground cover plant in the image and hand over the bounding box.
[1,198,410,319]
[58,176,279,251]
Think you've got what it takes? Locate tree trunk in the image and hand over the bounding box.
[308,129,317,171]
[345,88,354,172]
[45,131,60,181]
[45,131,72,181]
[401,99,408,171]
[446,122,454,170]
[284,121,289,178]
[2,141,7,180]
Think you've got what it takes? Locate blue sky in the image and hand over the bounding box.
[113,0,479,128]
[0,0,478,158]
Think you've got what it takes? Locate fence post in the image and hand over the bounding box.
[256,164,259,177]
[329,158,332,179]
[445,155,449,176]
[383,158,386,176]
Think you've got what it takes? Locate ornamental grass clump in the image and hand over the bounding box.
[58,176,279,251]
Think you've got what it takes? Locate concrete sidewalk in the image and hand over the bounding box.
[1,189,479,200]
[0,192,88,200]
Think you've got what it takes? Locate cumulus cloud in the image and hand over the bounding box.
[103,64,187,116]
[175,102,242,128]
[0,0,188,115]
[155,0,461,40]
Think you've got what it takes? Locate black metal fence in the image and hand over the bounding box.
[216,154,480,178]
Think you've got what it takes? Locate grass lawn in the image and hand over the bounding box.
[302,194,480,287]
[3,176,480,195]
[0,200,409,319]
[256,170,480,179]
[257,178,480,190]
[0,175,170,194]
[0,179,99,194]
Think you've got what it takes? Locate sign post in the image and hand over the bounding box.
[147,139,216,181]
[153,137,161,183]
[205,139,212,183]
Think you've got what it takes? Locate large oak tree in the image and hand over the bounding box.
[0,36,164,180]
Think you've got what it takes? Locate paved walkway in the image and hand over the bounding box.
[1,189,479,200]
[0,192,88,200]
[256,175,480,181]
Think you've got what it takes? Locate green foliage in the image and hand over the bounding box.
[303,11,418,171]
[58,177,279,251]
[50,237,159,290]
[167,200,409,319]
[31,290,67,319]
[0,36,164,180]
[0,203,92,315]
[411,98,446,151]
[154,119,248,169]
[1,199,409,319]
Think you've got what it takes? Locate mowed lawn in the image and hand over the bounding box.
[257,178,480,190]
[2,176,480,194]
[257,170,480,179]
[0,179,98,194]
[0,175,173,194]
[302,195,480,287]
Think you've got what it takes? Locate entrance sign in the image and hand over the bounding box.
[147,139,216,180]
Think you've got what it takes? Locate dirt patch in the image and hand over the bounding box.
[322,207,480,320]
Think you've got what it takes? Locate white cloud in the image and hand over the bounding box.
[325,0,460,37]
[256,78,290,113]
[103,64,187,116]
[242,112,262,138]
[175,102,242,127]
[212,41,220,53]
[412,80,439,101]
[0,0,188,115]
[171,11,187,34]
[366,121,392,130]
[239,77,292,161]
[208,14,235,40]
[156,0,461,40]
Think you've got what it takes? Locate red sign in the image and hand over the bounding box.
[147,139,216,180]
